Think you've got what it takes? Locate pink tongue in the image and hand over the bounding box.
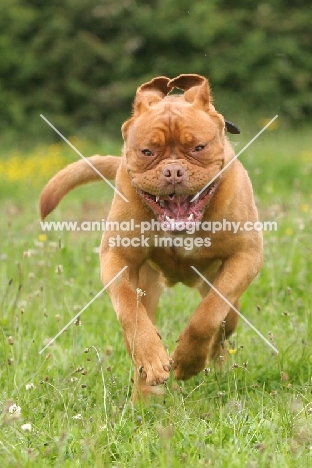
[166,196,189,216]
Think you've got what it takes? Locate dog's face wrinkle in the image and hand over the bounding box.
[129,152,223,197]
[127,134,223,177]
[126,107,224,177]
[129,100,218,149]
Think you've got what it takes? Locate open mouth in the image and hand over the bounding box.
[137,181,219,230]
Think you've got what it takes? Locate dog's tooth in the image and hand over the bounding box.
[166,216,173,222]
[188,214,194,221]
[156,196,159,203]
[160,201,165,207]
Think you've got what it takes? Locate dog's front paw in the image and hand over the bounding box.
[171,333,209,380]
[132,333,171,386]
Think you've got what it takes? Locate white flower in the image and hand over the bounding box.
[8,404,21,415]
[21,423,32,432]
[25,383,35,390]
[72,414,82,420]
[136,288,146,299]
[55,264,63,274]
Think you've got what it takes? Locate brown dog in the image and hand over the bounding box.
[40,74,263,398]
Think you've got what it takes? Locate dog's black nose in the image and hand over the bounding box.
[162,164,185,184]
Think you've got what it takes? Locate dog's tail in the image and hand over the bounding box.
[40,155,121,219]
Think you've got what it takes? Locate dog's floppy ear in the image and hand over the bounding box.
[132,76,172,115]
[122,77,172,139]
[169,74,211,110]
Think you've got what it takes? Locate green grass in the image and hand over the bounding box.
[0,124,312,467]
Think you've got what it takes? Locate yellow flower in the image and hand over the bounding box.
[301,204,309,213]
[228,349,237,355]
[38,234,47,242]
[0,145,68,183]
[300,151,312,162]
[258,118,279,130]
[285,228,293,236]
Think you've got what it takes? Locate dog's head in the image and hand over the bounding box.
[122,74,238,226]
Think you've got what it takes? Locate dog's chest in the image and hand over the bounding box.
[148,242,220,286]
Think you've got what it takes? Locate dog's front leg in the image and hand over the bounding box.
[172,251,263,380]
[101,252,171,386]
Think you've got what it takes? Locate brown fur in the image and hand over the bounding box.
[40,74,263,399]
[40,155,121,218]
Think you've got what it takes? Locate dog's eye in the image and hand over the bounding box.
[194,145,205,152]
[141,149,153,157]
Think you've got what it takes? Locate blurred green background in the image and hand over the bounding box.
[0,0,311,143]
[1,5,312,465]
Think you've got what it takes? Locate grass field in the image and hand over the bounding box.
[1,121,312,467]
